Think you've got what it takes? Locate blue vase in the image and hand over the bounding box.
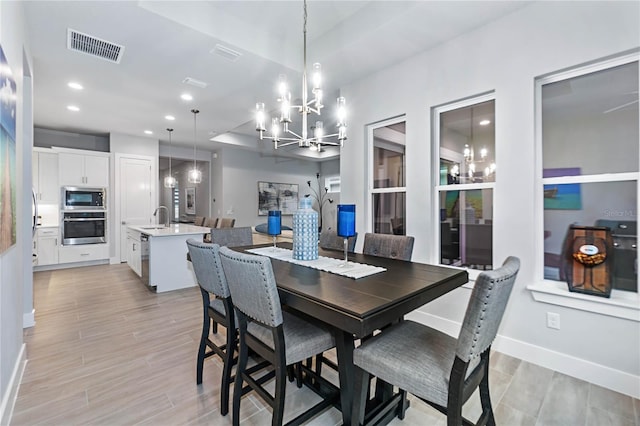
[293,198,318,260]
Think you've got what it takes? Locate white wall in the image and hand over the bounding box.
[341,1,639,396]
[0,1,29,423]
[220,147,321,228]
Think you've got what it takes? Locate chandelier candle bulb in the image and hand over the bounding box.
[256,103,266,132]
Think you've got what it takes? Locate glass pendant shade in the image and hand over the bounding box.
[164,175,176,188]
[164,128,176,188]
[188,168,202,184]
[189,109,202,184]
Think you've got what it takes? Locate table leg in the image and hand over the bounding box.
[334,329,355,425]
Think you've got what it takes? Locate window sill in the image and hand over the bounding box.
[527,281,640,322]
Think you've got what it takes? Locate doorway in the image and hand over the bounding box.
[158,157,210,222]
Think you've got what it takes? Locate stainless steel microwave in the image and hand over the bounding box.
[62,187,106,210]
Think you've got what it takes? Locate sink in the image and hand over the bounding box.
[140,226,167,230]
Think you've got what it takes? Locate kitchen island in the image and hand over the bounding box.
[126,224,209,292]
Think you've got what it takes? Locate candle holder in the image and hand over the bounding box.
[337,204,356,267]
[268,210,282,250]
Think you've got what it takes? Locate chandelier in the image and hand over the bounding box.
[255,0,347,151]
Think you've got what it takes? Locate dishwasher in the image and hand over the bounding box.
[140,234,154,291]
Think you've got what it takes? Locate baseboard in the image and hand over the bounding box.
[406,310,640,399]
[23,309,35,328]
[0,344,27,425]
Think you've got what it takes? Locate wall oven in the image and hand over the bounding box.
[62,211,107,245]
[62,187,106,210]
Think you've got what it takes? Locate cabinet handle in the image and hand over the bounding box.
[81,253,90,256]
[133,243,136,251]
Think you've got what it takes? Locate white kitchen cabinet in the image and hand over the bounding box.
[126,229,142,277]
[58,152,109,187]
[36,227,59,266]
[58,243,109,264]
[32,150,59,203]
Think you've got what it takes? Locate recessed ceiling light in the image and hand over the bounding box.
[165,115,175,121]
[144,130,153,135]
[479,119,491,126]
[68,82,83,90]
[67,105,80,112]
[181,93,193,101]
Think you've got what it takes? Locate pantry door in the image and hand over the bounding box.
[117,155,154,262]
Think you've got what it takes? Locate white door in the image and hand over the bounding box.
[119,156,153,262]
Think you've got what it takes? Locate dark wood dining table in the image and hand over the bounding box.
[241,243,469,425]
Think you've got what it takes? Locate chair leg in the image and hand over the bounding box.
[352,366,370,426]
[272,360,287,426]
[196,295,211,385]
[295,361,303,388]
[212,319,218,334]
[232,328,249,426]
[479,362,495,426]
[220,320,235,416]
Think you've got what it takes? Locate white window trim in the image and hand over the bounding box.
[432,93,496,274]
[366,115,407,234]
[531,52,639,319]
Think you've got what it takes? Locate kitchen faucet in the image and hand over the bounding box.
[153,206,170,227]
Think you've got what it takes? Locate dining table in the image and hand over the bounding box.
[239,243,469,425]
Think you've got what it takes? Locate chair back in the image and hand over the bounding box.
[194,216,205,226]
[203,217,218,228]
[218,247,283,328]
[217,217,236,228]
[319,228,357,252]
[456,256,520,362]
[210,227,253,247]
[362,233,414,261]
[186,239,231,298]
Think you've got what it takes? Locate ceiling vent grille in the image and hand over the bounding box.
[211,44,242,62]
[67,29,124,64]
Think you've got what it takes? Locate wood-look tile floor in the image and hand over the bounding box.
[11,263,640,425]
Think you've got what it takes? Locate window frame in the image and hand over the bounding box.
[433,93,496,281]
[366,115,407,235]
[530,51,639,321]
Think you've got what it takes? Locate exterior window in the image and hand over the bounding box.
[538,55,638,293]
[435,95,495,273]
[368,118,406,235]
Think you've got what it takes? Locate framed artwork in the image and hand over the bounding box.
[258,181,298,215]
[0,44,17,254]
[185,187,196,214]
[543,168,582,210]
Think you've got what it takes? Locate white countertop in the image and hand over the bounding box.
[128,224,210,237]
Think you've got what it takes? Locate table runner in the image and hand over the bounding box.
[246,247,386,279]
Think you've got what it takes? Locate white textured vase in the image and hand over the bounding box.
[293,198,318,260]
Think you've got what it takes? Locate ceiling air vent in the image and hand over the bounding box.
[67,29,124,64]
[182,77,208,89]
[211,44,242,62]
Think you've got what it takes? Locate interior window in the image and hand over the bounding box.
[539,57,638,293]
[369,119,406,235]
[436,97,495,272]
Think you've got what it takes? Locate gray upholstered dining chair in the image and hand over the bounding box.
[362,232,415,261]
[186,239,236,416]
[218,247,339,426]
[351,256,521,426]
[210,227,253,247]
[319,228,357,252]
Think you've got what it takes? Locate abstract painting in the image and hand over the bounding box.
[0,44,17,254]
[258,182,298,215]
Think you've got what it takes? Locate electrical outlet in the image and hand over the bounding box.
[547,312,560,330]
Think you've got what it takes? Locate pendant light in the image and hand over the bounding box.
[163,128,176,188]
[188,108,202,184]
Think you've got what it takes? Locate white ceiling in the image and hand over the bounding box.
[23,1,531,161]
